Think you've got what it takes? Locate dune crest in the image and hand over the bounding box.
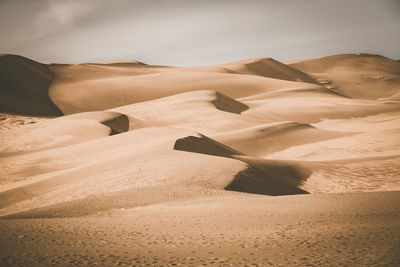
[212,121,351,157]
[99,60,147,65]
[219,57,318,83]
[174,133,310,195]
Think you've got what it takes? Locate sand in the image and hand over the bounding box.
[0,55,62,116]
[1,191,399,266]
[0,53,399,266]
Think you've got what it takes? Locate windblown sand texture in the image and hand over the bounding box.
[1,53,399,266]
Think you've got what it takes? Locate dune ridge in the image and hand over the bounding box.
[174,133,310,195]
[211,121,352,157]
[174,133,244,158]
[218,57,318,83]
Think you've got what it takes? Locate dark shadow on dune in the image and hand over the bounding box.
[174,133,310,196]
[213,92,249,114]
[0,54,63,116]
[174,133,243,157]
[101,114,130,135]
[226,159,309,196]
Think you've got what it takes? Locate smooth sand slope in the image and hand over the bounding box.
[0,53,399,266]
[217,57,318,83]
[47,57,322,114]
[0,111,129,156]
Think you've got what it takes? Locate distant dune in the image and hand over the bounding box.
[287,53,400,99]
[217,57,318,83]
[0,53,399,266]
[2,53,398,116]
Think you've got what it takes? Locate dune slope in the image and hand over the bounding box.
[288,53,400,100]
[174,133,309,195]
[0,111,130,156]
[218,57,318,83]
[0,55,62,116]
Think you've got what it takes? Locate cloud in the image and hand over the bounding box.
[33,0,112,39]
[0,0,399,64]
[39,1,92,28]
[0,0,112,44]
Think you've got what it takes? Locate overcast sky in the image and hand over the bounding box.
[1,0,399,65]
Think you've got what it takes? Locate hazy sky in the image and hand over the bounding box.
[1,0,399,65]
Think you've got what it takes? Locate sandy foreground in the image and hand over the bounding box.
[0,53,400,266]
[1,192,399,266]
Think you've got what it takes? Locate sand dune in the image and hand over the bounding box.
[174,133,309,195]
[217,57,318,83]
[0,53,399,266]
[287,53,400,74]
[0,53,399,211]
[228,156,309,196]
[211,121,351,157]
[0,54,62,116]
[180,57,318,85]
[49,69,319,114]
[99,60,147,65]
[111,90,257,133]
[41,55,320,115]
[242,94,400,123]
[0,111,130,156]
[288,53,400,100]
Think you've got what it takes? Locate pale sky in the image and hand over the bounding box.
[1,0,399,65]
